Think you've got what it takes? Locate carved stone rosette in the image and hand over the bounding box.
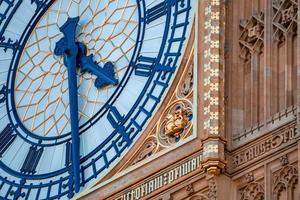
[157,99,193,147]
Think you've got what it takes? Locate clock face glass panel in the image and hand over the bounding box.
[14,0,139,137]
[0,0,194,199]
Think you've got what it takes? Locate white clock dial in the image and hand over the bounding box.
[14,0,139,137]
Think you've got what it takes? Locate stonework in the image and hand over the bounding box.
[75,0,300,199]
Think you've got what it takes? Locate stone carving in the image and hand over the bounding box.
[272,0,298,42]
[273,165,298,198]
[189,194,209,200]
[157,99,193,146]
[131,137,158,165]
[279,154,289,166]
[240,182,264,200]
[245,172,255,183]
[164,108,190,138]
[207,178,217,200]
[178,62,193,98]
[239,12,264,60]
[232,126,296,167]
[186,184,194,195]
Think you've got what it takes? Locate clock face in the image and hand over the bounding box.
[0,0,193,199]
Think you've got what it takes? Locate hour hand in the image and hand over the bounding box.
[77,43,118,89]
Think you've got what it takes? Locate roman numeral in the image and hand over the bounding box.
[146,0,177,24]
[107,106,125,128]
[0,124,16,157]
[134,56,175,77]
[65,142,72,167]
[0,85,7,104]
[135,56,156,77]
[20,146,43,174]
[107,106,132,145]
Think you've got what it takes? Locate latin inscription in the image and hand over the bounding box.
[233,127,297,167]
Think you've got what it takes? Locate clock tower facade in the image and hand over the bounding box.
[77,0,300,200]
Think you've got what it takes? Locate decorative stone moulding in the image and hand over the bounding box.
[177,62,194,99]
[272,0,298,42]
[273,165,299,198]
[240,182,265,200]
[131,136,158,165]
[239,12,265,61]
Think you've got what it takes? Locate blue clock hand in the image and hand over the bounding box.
[77,43,118,89]
[54,17,81,193]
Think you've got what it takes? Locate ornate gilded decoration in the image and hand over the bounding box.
[164,107,190,138]
[157,100,193,146]
[239,12,264,60]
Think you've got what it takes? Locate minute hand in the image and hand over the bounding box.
[54,17,81,193]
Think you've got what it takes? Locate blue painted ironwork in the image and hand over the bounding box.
[11,179,26,200]
[0,36,20,52]
[0,0,192,199]
[20,146,43,175]
[146,0,177,24]
[77,43,118,88]
[65,142,72,167]
[107,105,133,146]
[0,0,14,26]
[54,16,81,193]
[134,56,175,78]
[0,85,6,104]
[30,0,47,11]
[0,123,16,157]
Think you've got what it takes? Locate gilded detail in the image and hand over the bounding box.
[164,108,189,138]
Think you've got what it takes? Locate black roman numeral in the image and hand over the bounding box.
[146,0,177,24]
[65,142,72,167]
[0,85,7,104]
[20,146,43,174]
[0,124,16,157]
